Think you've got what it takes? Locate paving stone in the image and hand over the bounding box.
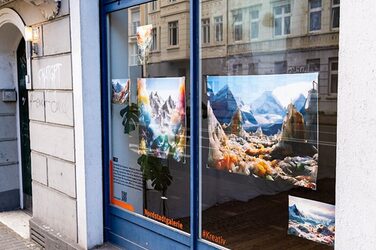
[0,222,41,250]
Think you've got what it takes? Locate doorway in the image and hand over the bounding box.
[16,39,32,213]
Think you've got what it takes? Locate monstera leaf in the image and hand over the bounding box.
[120,103,139,134]
[137,155,173,193]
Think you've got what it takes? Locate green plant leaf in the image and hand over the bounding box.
[120,103,139,134]
[137,155,173,192]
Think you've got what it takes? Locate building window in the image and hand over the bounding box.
[168,21,179,46]
[214,16,223,42]
[151,27,158,51]
[202,18,210,44]
[331,0,340,29]
[131,9,140,35]
[307,58,320,72]
[250,9,260,39]
[233,10,243,41]
[309,0,322,31]
[150,0,158,11]
[129,43,138,66]
[329,58,338,94]
[232,64,243,75]
[274,4,291,36]
[248,63,259,74]
[274,60,287,74]
[169,0,176,3]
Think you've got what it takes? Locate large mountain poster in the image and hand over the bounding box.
[138,77,186,162]
[207,73,319,189]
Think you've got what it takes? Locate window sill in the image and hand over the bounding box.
[150,50,161,54]
[167,46,180,50]
[326,94,338,100]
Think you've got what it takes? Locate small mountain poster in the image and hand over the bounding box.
[112,79,130,105]
[138,77,186,162]
[288,196,335,246]
[207,73,319,189]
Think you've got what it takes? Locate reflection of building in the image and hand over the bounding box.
[128,0,191,78]
[133,0,339,115]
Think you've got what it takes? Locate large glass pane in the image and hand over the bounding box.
[107,0,190,233]
[200,0,339,249]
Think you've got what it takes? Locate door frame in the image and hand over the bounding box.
[16,38,32,212]
[100,0,216,249]
[0,8,30,211]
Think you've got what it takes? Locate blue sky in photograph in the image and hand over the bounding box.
[144,77,184,100]
[289,196,335,221]
[207,73,318,106]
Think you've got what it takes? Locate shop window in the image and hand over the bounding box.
[250,9,259,39]
[274,3,291,36]
[309,0,322,31]
[232,63,243,75]
[233,10,243,41]
[202,18,210,44]
[274,60,287,73]
[332,0,340,29]
[107,3,190,234]
[105,0,339,248]
[214,16,223,42]
[168,21,179,46]
[248,62,259,75]
[307,58,320,72]
[200,2,338,249]
[329,58,339,94]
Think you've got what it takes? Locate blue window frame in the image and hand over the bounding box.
[100,0,207,249]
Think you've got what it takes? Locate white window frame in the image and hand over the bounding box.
[150,0,158,11]
[309,0,322,32]
[131,9,140,36]
[273,3,291,37]
[202,18,210,44]
[151,27,158,51]
[233,9,243,42]
[214,16,223,42]
[249,8,260,40]
[331,0,340,29]
[168,21,179,46]
[129,43,138,66]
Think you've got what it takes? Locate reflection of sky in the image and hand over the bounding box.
[289,196,335,221]
[144,77,184,100]
[207,73,318,105]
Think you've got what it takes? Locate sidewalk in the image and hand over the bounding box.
[0,222,40,250]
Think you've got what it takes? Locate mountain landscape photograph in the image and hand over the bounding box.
[207,73,319,189]
[138,77,186,161]
[288,196,335,246]
[112,79,130,104]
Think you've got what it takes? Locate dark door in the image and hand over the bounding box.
[17,39,32,213]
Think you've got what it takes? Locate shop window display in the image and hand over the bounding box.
[200,0,338,249]
[105,0,339,248]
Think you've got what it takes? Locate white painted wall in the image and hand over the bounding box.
[70,0,103,248]
[336,1,376,249]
